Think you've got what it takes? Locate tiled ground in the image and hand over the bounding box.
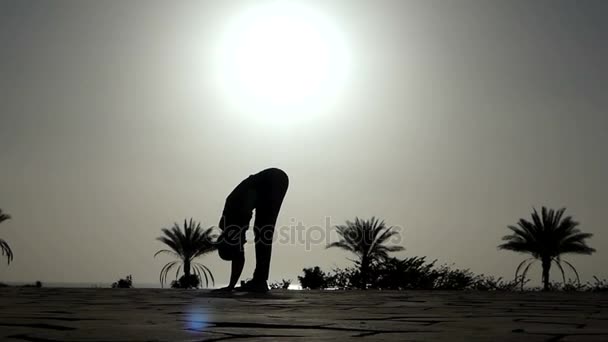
[1,288,607,341]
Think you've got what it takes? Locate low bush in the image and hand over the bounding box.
[470,275,525,291]
[299,258,607,292]
[112,275,133,288]
[586,276,608,292]
[269,279,292,290]
[171,274,200,289]
[298,267,327,289]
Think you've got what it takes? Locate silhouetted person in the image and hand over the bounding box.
[216,168,289,292]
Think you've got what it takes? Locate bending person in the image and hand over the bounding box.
[216,168,289,292]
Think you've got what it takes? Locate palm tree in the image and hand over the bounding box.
[327,217,404,289]
[0,209,13,265]
[499,207,595,291]
[154,218,217,288]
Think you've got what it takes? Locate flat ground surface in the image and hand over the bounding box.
[1,288,608,341]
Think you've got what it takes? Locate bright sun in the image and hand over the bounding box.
[213,1,351,124]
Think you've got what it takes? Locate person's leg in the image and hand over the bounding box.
[252,170,288,282]
[252,222,274,282]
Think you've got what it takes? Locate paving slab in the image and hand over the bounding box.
[1,288,607,341]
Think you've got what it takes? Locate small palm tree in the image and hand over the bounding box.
[155,218,217,288]
[0,209,13,265]
[499,207,595,291]
[327,217,404,289]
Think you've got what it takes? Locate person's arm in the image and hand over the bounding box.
[213,252,244,292]
[227,253,245,289]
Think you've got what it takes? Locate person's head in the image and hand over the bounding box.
[217,214,247,261]
[216,231,244,261]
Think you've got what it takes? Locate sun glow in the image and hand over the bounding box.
[213,1,351,124]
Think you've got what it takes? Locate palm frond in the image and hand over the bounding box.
[552,257,567,284]
[159,261,179,287]
[0,210,13,265]
[193,264,208,287]
[326,241,356,252]
[520,259,536,291]
[192,262,215,288]
[0,239,13,265]
[199,264,215,285]
[377,245,405,253]
[497,241,536,255]
[514,257,534,280]
[561,259,581,286]
[559,242,596,255]
[0,209,10,224]
[175,265,182,282]
[154,249,179,258]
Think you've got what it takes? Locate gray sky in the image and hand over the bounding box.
[1,0,607,286]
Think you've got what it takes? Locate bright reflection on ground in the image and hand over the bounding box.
[184,306,210,331]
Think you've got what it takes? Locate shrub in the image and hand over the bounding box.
[298,267,327,289]
[269,279,292,290]
[561,279,586,292]
[112,275,133,288]
[301,259,475,290]
[470,275,525,291]
[171,274,200,289]
[326,267,359,289]
[21,281,44,288]
[301,259,602,292]
[371,257,437,290]
[587,276,608,292]
[431,264,475,290]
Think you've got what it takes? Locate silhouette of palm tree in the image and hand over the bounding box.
[155,218,217,288]
[499,207,595,291]
[327,217,404,289]
[0,209,13,265]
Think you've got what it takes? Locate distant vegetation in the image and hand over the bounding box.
[269,279,292,290]
[293,211,601,292]
[22,281,43,288]
[170,274,201,289]
[585,276,608,292]
[0,281,43,288]
[299,259,494,291]
[498,207,595,291]
[297,264,608,292]
[0,209,14,265]
[112,275,133,288]
[298,267,327,290]
[155,219,217,289]
[0,207,600,293]
[326,217,404,289]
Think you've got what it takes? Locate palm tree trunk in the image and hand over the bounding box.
[360,257,368,290]
[542,257,551,291]
[184,259,191,277]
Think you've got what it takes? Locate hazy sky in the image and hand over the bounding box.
[1,0,607,286]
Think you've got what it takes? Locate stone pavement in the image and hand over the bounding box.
[1,288,607,341]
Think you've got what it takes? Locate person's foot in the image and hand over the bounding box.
[211,286,234,293]
[235,279,269,293]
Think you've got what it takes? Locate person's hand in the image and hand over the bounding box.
[212,286,234,293]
